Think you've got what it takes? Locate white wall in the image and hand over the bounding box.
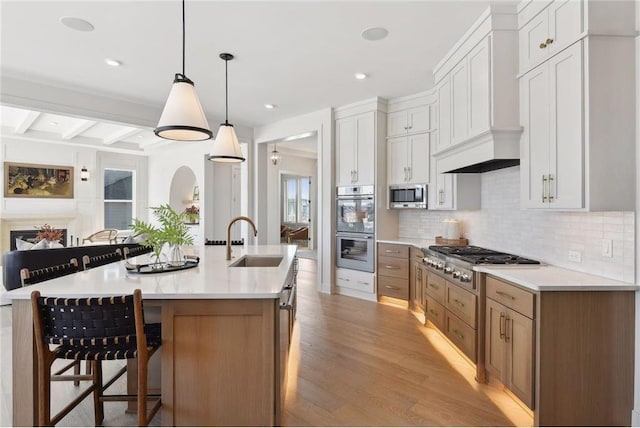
[399,166,635,282]
[267,153,317,245]
[0,137,148,252]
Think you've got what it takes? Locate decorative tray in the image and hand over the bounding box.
[435,236,469,246]
[125,256,200,274]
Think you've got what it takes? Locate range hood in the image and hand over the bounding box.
[433,128,523,174]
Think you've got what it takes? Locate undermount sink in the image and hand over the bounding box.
[229,255,283,267]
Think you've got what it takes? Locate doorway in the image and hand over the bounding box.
[281,174,311,249]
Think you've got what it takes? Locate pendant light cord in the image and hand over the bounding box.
[225,57,229,125]
[182,0,186,76]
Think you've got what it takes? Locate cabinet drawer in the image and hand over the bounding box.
[446,312,477,362]
[378,276,409,300]
[425,296,446,331]
[377,256,409,279]
[378,243,409,259]
[446,282,477,328]
[411,247,425,263]
[425,271,446,305]
[336,268,374,293]
[486,276,535,319]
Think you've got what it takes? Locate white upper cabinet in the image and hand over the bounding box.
[432,4,521,174]
[336,111,375,186]
[387,106,429,138]
[387,133,430,186]
[518,0,636,211]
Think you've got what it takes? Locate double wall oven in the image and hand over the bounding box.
[336,185,375,272]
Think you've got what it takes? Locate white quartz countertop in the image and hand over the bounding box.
[474,265,639,292]
[377,237,435,249]
[1,244,298,302]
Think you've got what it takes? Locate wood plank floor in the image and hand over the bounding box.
[0,258,532,426]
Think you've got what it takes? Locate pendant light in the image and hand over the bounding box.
[270,144,280,165]
[154,0,212,141]
[208,53,246,162]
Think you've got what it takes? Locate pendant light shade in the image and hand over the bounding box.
[271,145,280,165]
[208,53,246,162]
[154,0,212,141]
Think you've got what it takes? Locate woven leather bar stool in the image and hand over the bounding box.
[31,289,161,426]
[82,248,123,270]
[123,245,151,260]
[20,258,79,287]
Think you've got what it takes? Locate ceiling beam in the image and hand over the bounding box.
[14,111,40,134]
[61,119,96,140]
[102,127,141,145]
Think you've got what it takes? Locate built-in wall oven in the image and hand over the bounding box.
[336,185,375,272]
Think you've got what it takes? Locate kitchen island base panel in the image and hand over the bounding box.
[12,299,37,427]
[161,299,276,427]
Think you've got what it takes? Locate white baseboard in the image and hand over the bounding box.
[335,286,377,302]
[632,409,640,426]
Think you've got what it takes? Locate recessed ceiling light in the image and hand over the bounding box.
[60,16,95,32]
[50,121,59,126]
[264,104,276,109]
[361,27,388,41]
[354,73,368,80]
[104,58,122,67]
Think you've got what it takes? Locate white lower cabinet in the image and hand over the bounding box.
[336,267,375,294]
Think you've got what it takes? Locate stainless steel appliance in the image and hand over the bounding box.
[389,183,427,209]
[421,245,540,291]
[336,185,375,272]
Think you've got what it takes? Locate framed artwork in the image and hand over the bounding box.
[4,162,74,198]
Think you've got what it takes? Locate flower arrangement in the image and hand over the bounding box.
[184,205,199,223]
[34,224,63,243]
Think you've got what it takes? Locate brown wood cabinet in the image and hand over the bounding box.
[377,243,409,301]
[409,247,425,310]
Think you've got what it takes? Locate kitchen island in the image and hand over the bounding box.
[2,244,298,427]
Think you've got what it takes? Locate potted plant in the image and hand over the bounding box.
[184,205,199,224]
[131,204,194,267]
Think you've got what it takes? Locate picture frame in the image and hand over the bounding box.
[4,162,74,198]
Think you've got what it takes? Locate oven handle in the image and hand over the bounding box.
[336,233,373,239]
[336,196,374,201]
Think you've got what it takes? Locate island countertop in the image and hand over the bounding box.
[1,244,298,302]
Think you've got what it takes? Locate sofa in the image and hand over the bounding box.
[2,243,152,291]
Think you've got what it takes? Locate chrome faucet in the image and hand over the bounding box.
[226,216,258,260]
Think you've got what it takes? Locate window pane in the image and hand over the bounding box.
[104,202,132,230]
[104,170,133,200]
[299,179,309,222]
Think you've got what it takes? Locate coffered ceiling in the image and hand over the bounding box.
[1,1,489,131]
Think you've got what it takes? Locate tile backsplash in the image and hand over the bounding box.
[399,166,635,282]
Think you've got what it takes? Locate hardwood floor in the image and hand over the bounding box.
[0,258,532,426]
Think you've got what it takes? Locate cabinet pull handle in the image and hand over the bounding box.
[385,265,399,269]
[385,250,400,253]
[546,38,554,45]
[407,167,412,181]
[495,290,515,300]
[338,277,350,282]
[548,174,554,202]
[384,285,397,289]
[505,317,511,342]
[357,281,369,285]
[499,312,505,339]
[429,283,439,290]
[539,42,547,49]
[438,189,444,205]
[452,328,464,340]
[452,298,465,307]
[429,309,438,316]
[542,175,548,202]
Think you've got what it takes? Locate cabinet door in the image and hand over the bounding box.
[450,61,469,145]
[387,110,408,138]
[506,309,534,409]
[355,112,375,185]
[387,137,409,185]
[468,37,490,137]
[519,9,549,72]
[407,133,429,184]
[434,172,454,210]
[485,298,507,380]
[548,41,583,209]
[420,266,428,310]
[547,0,582,57]
[336,117,356,186]
[520,64,550,208]
[409,260,418,309]
[436,79,452,151]
[407,106,430,134]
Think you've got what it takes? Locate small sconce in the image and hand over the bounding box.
[80,166,89,181]
[270,144,280,165]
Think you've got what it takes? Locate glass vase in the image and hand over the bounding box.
[168,244,185,266]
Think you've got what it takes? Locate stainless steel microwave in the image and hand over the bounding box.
[389,184,427,209]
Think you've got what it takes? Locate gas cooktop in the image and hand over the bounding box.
[427,245,540,265]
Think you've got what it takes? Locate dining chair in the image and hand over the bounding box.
[31,289,161,426]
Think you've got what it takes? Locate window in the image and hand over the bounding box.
[104,169,135,230]
[282,175,310,224]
